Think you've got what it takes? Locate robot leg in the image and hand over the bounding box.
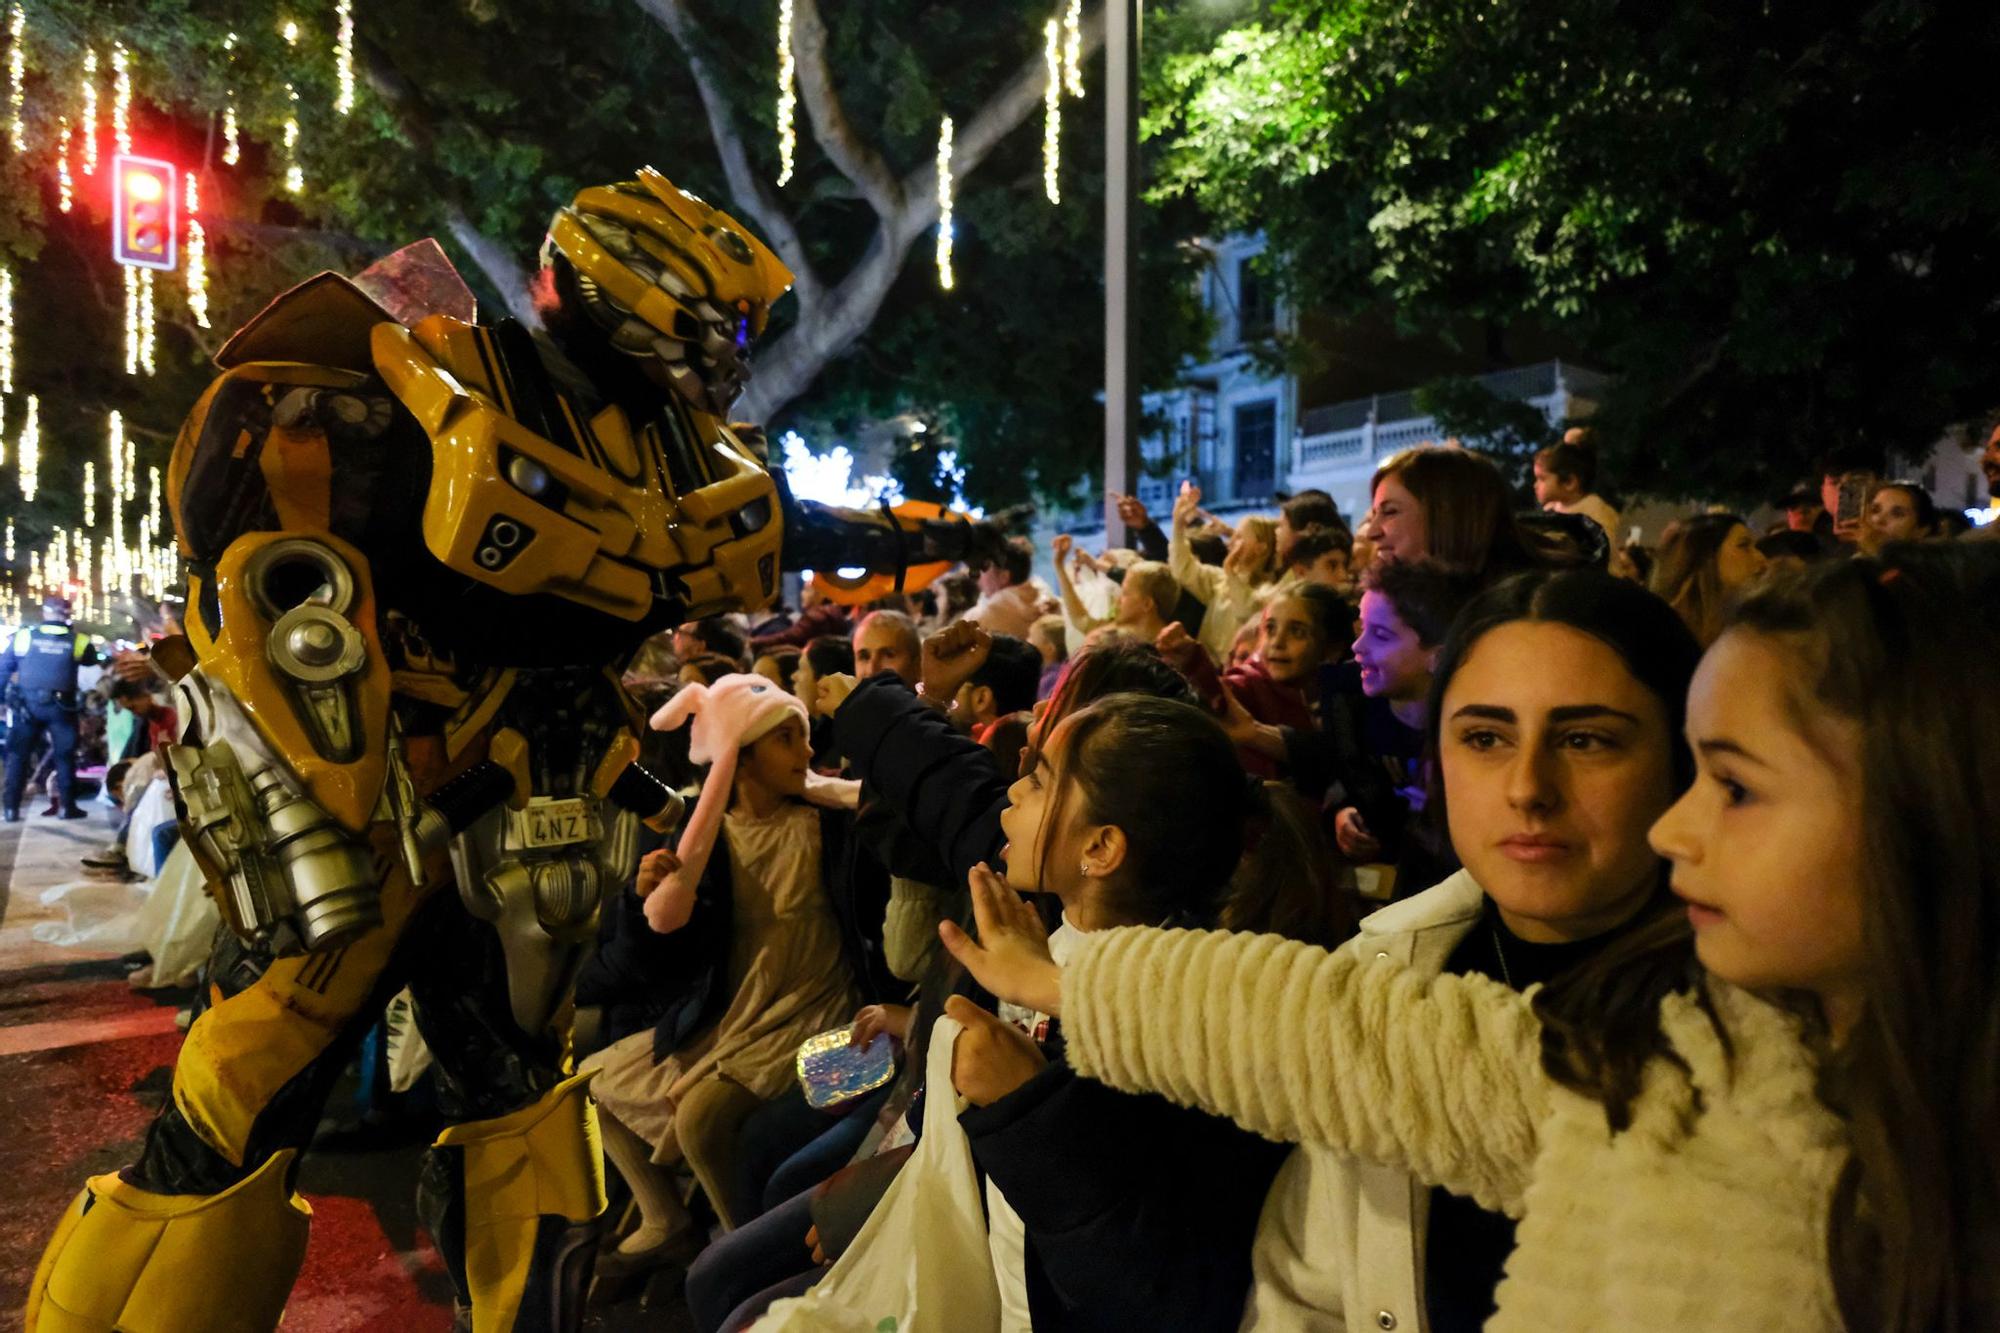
[25,1150,309,1333]
[417,1072,607,1333]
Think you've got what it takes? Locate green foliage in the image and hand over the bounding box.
[0,0,1212,538]
[1151,0,2000,502]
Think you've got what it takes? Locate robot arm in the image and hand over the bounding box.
[771,469,1029,589]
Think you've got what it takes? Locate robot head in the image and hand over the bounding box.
[542,168,794,418]
[41,594,72,621]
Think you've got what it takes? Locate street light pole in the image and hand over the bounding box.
[1103,0,1140,546]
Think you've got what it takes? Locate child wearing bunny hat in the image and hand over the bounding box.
[582,674,864,1277]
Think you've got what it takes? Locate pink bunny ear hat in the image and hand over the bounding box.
[643,674,857,932]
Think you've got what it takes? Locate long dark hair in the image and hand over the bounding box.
[1740,545,1999,1332]
[1034,694,1354,948]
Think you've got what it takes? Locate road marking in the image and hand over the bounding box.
[0,1006,182,1057]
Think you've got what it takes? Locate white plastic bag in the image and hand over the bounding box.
[754,1015,1001,1333]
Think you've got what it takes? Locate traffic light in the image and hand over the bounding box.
[112,154,177,270]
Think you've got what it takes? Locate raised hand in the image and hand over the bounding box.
[921,620,992,704]
[814,671,857,719]
[1172,480,1203,529]
[937,862,1062,1016]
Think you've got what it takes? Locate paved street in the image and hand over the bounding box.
[0,806,687,1331]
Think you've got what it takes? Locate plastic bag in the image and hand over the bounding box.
[754,1015,1000,1333]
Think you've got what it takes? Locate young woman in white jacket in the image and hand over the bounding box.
[946,546,2000,1333]
[1242,567,1704,1332]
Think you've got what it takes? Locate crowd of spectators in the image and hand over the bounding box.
[578,429,2000,1331]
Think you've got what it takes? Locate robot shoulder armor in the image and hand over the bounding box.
[216,271,398,374]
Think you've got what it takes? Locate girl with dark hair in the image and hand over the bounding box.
[951,567,1706,1331]
[1155,582,1352,776]
[950,545,2000,1332]
[692,644,1344,1328]
[1649,512,1768,645]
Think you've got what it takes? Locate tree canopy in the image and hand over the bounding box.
[1150,0,2000,500]
[0,0,1208,558]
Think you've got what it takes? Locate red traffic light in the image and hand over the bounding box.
[112,154,177,270]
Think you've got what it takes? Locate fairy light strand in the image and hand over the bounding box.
[147,466,161,529]
[56,116,71,210]
[1042,19,1061,203]
[774,0,796,185]
[935,116,955,291]
[111,43,130,156]
[122,266,139,375]
[140,268,156,375]
[1063,0,1083,97]
[185,171,209,327]
[17,393,38,501]
[280,22,302,191]
[83,461,95,528]
[0,265,13,396]
[7,5,25,153]
[283,83,302,193]
[335,1,354,114]
[79,48,97,174]
[123,420,136,500]
[221,33,239,166]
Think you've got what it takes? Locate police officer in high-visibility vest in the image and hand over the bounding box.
[2,595,104,820]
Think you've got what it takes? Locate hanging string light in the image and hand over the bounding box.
[83,461,95,528]
[79,48,97,175]
[934,116,955,291]
[1063,0,1083,97]
[17,393,38,500]
[0,264,13,397]
[122,266,140,375]
[185,171,209,328]
[0,263,11,442]
[774,0,796,186]
[147,465,161,529]
[1042,18,1061,204]
[283,83,302,193]
[221,33,239,166]
[281,21,303,193]
[335,0,354,115]
[106,409,123,503]
[111,42,130,156]
[7,5,25,153]
[5,519,13,563]
[123,422,136,502]
[56,116,72,211]
[140,268,156,375]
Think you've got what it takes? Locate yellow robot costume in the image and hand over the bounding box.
[27,169,1014,1333]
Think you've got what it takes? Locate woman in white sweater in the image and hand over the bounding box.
[946,545,2000,1332]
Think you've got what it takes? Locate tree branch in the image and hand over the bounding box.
[354,37,544,328]
[630,0,825,311]
[789,0,904,218]
[736,5,1106,421]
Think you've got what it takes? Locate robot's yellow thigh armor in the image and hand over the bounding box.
[433,1070,607,1333]
[25,1150,309,1333]
[173,860,433,1168]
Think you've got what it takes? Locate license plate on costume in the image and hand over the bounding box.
[522,798,591,848]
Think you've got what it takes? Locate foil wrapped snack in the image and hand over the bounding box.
[796,1026,897,1110]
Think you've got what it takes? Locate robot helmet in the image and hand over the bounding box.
[543,168,794,417]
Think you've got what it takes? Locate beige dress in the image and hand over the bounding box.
[584,800,860,1160]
